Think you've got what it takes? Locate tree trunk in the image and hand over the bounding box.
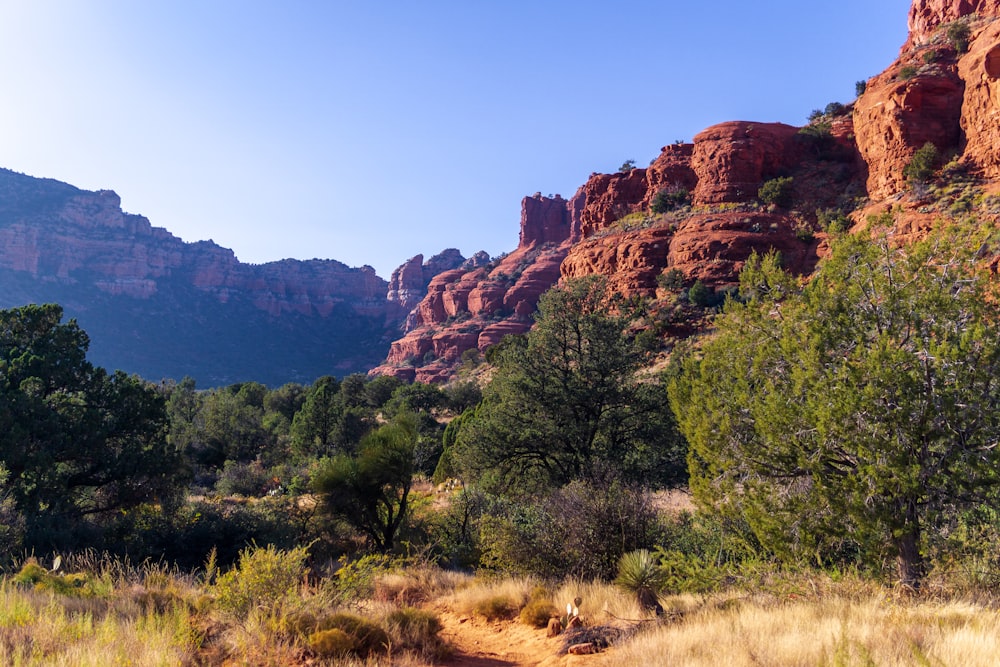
[894,523,924,591]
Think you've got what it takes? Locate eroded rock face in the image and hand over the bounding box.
[387,249,468,313]
[0,168,408,384]
[573,168,649,238]
[959,21,1000,177]
[668,212,819,284]
[907,0,1000,48]
[691,122,803,205]
[642,143,698,210]
[560,226,674,298]
[0,174,389,317]
[854,61,964,200]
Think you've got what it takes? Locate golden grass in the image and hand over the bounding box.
[443,574,536,618]
[600,591,1000,667]
[0,582,197,666]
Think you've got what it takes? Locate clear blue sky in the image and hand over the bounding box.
[0,1,911,279]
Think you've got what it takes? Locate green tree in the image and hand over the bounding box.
[669,221,1000,588]
[758,176,794,208]
[200,384,272,465]
[903,142,940,185]
[311,415,417,552]
[453,276,686,493]
[0,304,182,547]
[290,375,341,458]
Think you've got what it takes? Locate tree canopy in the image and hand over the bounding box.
[669,220,1000,588]
[311,414,417,552]
[453,276,687,494]
[0,304,182,546]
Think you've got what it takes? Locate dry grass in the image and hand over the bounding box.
[600,590,1000,667]
[443,574,537,618]
[0,582,197,666]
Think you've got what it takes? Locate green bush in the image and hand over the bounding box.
[946,21,970,54]
[619,159,636,173]
[385,607,443,649]
[899,64,919,80]
[11,560,109,598]
[519,587,558,628]
[473,595,519,621]
[212,544,308,619]
[855,80,867,97]
[817,208,851,234]
[655,548,735,595]
[308,628,354,657]
[650,187,690,213]
[904,142,941,185]
[758,176,794,208]
[657,268,686,291]
[686,279,714,307]
[615,549,666,612]
[318,612,390,656]
[477,481,664,580]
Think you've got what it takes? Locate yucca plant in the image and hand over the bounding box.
[614,549,665,615]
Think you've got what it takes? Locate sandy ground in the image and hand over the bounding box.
[435,605,609,667]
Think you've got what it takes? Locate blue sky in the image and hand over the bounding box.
[0,1,911,279]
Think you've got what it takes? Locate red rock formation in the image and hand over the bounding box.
[561,226,674,298]
[371,195,573,381]
[853,60,964,200]
[668,212,819,284]
[0,175,389,317]
[641,143,698,210]
[521,193,572,246]
[573,168,649,238]
[691,122,803,205]
[386,249,467,313]
[958,19,1000,177]
[907,0,1000,48]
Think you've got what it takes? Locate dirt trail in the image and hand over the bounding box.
[435,606,608,667]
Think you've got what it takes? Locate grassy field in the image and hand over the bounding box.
[1,550,999,666]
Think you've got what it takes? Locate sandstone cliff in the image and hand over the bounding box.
[0,169,399,385]
[374,0,1000,384]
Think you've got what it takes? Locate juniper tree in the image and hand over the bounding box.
[669,219,1000,588]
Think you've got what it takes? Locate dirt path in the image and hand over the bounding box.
[434,606,608,667]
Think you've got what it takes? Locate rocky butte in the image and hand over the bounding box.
[371,0,1000,383]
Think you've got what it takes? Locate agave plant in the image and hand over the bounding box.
[614,549,665,615]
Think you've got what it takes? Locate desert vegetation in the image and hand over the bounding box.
[5,211,1000,664]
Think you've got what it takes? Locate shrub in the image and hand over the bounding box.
[946,21,970,54]
[795,223,815,243]
[614,550,666,612]
[817,208,851,234]
[855,80,867,97]
[212,544,308,619]
[215,460,271,497]
[385,607,444,651]
[657,268,686,291]
[650,187,690,213]
[904,142,941,185]
[899,64,919,80]
[477,480,664,580]
[519,587,558,628]
[473,595,519,621]
[308,628,354,657]
[758,176,794,208]
[319,612,390,656]
[11,560,109,598]
[686,280,714,307]
[824,102,846,116]
[619,159,636,173]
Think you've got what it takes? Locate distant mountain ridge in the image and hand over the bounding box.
[0,168,405,386]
